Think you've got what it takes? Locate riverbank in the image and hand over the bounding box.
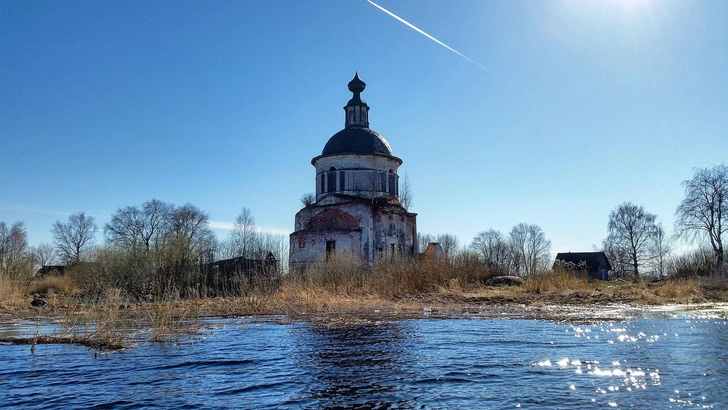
[2,275,727,324]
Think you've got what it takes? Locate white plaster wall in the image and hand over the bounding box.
[314,154,401,172]
[289,198,417,269]
[313,154,402,202]
[289,229,362,268]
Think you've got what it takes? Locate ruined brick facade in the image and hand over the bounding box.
[289,73,417,269]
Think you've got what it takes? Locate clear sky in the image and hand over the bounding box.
[1,0,726,255]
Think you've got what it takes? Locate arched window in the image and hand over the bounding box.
[327,168,336,193]
[388,170,396,195]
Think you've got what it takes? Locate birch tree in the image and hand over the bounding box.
[605,202,658,278]
[675,165,728,277]
[508,223,551,276]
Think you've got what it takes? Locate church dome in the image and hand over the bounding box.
[318,72,395,157]
[321,127,393,156]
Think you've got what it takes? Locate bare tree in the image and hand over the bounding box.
[105,199,173,251]
[257,229,288,273]
[418,232,434,253]
[602,237,631,278]
[675,164,728,277]
[651,223,672,277]
[436,233,460,262]
[32,242,59,269]
[169,203,215,259]
[141,199,173,251]
[399,172,413,210]
[105,205,144,249]
[230,207,258,258]
[605,202,658,278]
[470,229,512,273]
[509,223,551,276]
[52,212,98,264]
[0,222,8,270]
[1,221,32,277]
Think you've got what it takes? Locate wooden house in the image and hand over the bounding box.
[202,252,279,295]
[553,252,611,280]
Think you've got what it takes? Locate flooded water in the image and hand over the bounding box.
[1,310,728,409]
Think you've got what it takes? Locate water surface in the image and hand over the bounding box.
[1,312,727,409]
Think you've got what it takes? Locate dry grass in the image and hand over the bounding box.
[2,261,727,350]
[0,275,26,310]
[53,288,138,349]
[27,275,78,296]
[523,270,593,294]
[640,278,706,304]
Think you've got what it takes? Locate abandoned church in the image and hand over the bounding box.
[289,73,418,269]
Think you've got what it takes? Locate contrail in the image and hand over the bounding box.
[366,0,499,77]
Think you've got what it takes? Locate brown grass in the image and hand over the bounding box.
[27,275,78,296]
[1,261,727,350]
[0,275,26,310]
[523,270,593,294]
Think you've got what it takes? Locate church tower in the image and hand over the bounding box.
[289,73,417,269]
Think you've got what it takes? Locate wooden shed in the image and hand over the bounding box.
[553,252,611,280]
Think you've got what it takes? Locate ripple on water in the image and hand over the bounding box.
[1,316,727,408]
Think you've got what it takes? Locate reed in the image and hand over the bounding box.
[523,270,593,294]
[143,300,199,343]
[650,278,704,303]
[0,275,26,310]
[27,275,78,296]
[55,288,138,349]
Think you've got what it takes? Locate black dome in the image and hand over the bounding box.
[321,127,393,156]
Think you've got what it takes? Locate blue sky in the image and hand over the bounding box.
[1,0,726,254]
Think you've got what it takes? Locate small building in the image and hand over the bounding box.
[419,243,445,262]
[202,252,278,294]
[36,265,66,276]
[289,73,418,269]
[553,252,611,280]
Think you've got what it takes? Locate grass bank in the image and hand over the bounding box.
[1,256,727,348]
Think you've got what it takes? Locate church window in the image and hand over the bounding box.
[318,174,325,194]
[339,171,345,190]
[298,237,305,248]
[388,172,396,195]
[326,240,336,261]
[327,171,336,193]
[380,173,387,192]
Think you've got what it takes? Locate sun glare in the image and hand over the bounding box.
[563,0,654,17]
[608,0,652,15]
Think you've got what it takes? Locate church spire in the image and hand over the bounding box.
[344,72,369,128]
